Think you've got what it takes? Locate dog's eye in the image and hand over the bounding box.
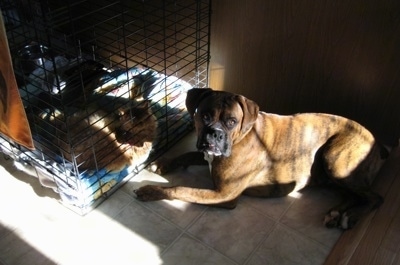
[226,118,237,128]
[202,113,211,123]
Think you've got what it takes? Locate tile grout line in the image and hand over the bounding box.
[282,221,336,251]
[240,198,283,262]
[234,196,298,264]
[241,196,340,264]
[0,256,8,265]
[242,221,280,265]
[105,191,138,219]
[110,198,193,260]
[272,191,343,249]
[179,231,241,265]
[158,204,240,264]
[128,200,212,257]
[277,196,298,223]
[178,201,282,265]
[159,206,209,257]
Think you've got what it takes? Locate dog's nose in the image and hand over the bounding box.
[207,128,224,142]
[212,129,223,141]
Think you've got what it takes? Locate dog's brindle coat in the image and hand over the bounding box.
[135,88,388,229]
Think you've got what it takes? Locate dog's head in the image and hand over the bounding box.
[186,88,259,157]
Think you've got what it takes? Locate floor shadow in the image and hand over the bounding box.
[0,223,57,265]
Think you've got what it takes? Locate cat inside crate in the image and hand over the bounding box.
[52,99,157,173]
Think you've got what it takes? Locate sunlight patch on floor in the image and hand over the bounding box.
[288,190,303,199]
[161,199,191,211]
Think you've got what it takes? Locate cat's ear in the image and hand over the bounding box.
[125,99,151,110]
[138,100,151,109]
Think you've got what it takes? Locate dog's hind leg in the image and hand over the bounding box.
[322,140,386,229]
[323,190,383,229]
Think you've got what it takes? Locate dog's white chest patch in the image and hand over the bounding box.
[203,152,214,173]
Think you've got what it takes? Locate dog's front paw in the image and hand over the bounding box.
[147,157,175,175]
[134,185,169,201]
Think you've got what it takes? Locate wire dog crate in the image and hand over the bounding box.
[0,0,211,214]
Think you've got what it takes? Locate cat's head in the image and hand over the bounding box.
[115,100,157,146]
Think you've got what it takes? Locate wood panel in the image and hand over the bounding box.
[209,0,400,145]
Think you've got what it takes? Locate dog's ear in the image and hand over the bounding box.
[186,88,213,117]
[235,95,259,135]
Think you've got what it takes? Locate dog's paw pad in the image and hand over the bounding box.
[323,210,341,228]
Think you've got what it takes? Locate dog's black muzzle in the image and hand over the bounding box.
[197,125,230,157]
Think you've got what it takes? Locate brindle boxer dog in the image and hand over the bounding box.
[134,88,389,229]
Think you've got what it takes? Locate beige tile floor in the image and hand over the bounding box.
[0,132,343,265]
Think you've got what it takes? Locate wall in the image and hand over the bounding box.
[209,0,400,145]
